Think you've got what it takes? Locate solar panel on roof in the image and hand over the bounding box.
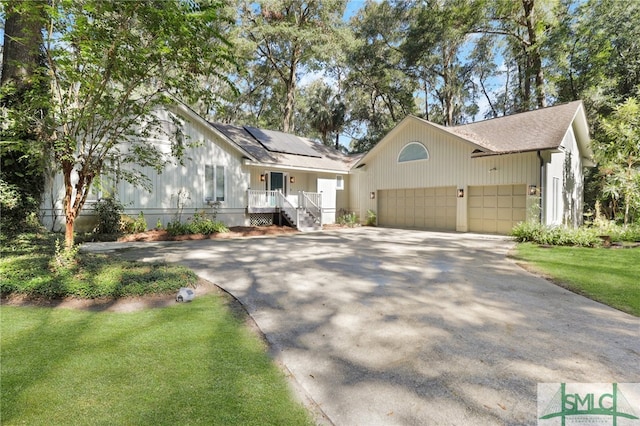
[244,126,321,158]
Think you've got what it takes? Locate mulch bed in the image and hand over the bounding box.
[117,225,299,242]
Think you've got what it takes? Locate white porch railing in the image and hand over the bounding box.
[247,189,323,229]
[300,191,322,224]
[276,191,300,227]
[247,190,280,209]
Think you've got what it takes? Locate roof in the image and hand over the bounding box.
[209,122,356,173]
[354,100,593,168]
[449,100,587,155]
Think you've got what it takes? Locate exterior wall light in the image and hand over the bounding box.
[370,191,375,199]
[289,176,295,184]
[260,174,265,182]
[457,188,464,198]
[528,184,537,195]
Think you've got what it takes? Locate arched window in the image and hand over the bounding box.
[398,142,429,163]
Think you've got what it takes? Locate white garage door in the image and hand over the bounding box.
[468,185,526,234]
[378,187,457,231]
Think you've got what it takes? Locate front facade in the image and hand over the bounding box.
[41,103,355,233]
[41,101,592,235]
[349,101,593,234]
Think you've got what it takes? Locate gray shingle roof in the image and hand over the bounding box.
[448,101,585,154]
[210,122,355,172]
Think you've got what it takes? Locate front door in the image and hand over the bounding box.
[270,172,284,192]
[268,172,285,207]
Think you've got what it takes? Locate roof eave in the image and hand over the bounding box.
[170,103,258,162]
[244,160,350,174]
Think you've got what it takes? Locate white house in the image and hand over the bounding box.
[41,102,358,233]
[41,100,593,235]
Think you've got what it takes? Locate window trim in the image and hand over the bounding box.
[336,175,344,190]
[397,141,429,163]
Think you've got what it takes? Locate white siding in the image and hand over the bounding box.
[542,127,584,227]
[41,109,250,232]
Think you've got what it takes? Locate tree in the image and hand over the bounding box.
[404,0,482,126]
[1,0,49,233]
[480,0,562,110]
[238,0,345,133]
[3,0,234,248]
[344,0,416,152]
[304,80,345,147]
[598,96,640,225]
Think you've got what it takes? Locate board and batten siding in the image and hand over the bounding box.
[542,126,584,227]
[41,108,251,232]
[352,118,540,231]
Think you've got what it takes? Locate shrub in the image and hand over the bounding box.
[365,209,377,226]
[93,197,124,234]
[120,211,147,234]
[166,219,190,236]
[337,211,359,227]
[49,239,80,275]
[510,222,601,247]
[166,211,229,236]
[0,179,41,235]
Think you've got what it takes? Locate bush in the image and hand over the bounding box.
[166,211,229,236]
[0,179,41,235]
[93,197,124,234]
[337,211,359,227]
[510,222,601,247]
[365,209,377,226]
[120,211,147,234]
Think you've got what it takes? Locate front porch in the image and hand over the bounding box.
[247,190,322,231]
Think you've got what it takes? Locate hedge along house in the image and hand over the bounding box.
[41,102,357,233]
[349,101,594,234]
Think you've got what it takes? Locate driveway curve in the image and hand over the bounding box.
[88,227,640,425]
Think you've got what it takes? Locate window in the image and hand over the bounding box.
[552,177,560,223]
[336,175,344,190]
[398,142,429,163]
[205,165,225,202]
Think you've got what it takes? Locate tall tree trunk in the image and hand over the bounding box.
[522,0,546,108]
[282,48,300,133]
[1,0,46,90]
[62,161,76,249]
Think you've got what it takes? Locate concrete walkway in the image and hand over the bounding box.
[85,228,640,425]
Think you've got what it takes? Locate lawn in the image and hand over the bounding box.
[0,233,197,298]
[0,295,313,425]
[513,243,640,316]
[1,232,313,425]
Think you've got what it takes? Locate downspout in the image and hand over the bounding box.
[537,150,544,224]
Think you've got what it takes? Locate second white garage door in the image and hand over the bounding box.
[378,187,457,231]
[468,185,526,234]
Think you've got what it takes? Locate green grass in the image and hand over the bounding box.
[0,233,197,298]
[1,295,313,425]
[513,243,640,316]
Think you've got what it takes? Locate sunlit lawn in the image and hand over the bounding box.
[1,295,313,425]
[513,243,640,316]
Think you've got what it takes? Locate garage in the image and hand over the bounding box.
[378,186,457,230]
[468,185,526,234]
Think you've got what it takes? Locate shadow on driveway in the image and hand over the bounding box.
[85,227,640,425]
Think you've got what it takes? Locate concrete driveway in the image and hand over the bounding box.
[89,227,640,425]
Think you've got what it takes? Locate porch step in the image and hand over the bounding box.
[282,209,321,232]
